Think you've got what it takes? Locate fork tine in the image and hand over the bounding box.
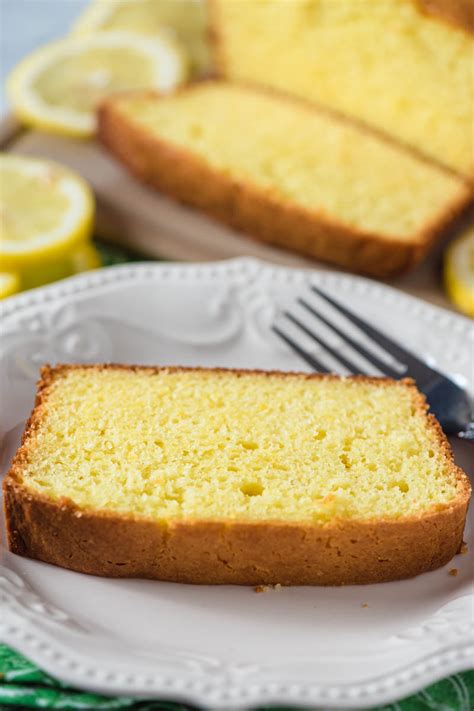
[284,312,363,375]
[311,285,431,379]
[271,325,330,373]
[298,298,402,379]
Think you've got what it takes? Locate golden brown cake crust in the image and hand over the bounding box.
[417,0,474,33]
[97,86,471,278]
[3,364,471,586]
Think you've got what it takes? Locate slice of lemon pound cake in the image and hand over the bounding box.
[4,365,470,585]
[210,0,474,177]
[98,83,470,278]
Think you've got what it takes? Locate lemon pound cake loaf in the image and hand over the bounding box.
[210,0,474,177]
[98,83,471,278]
[4,365,470,586]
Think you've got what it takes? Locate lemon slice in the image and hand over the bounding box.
[444,227,474,318]
[72,0,209,77]
[0,154,94,269]
[20,242,102,291]
[70,241,102,272]
[7,31,187,137]
[0,272,20,299]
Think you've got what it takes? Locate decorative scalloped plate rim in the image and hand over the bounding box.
[1,257,473,710]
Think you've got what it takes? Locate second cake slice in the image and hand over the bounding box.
[98,82,471,277]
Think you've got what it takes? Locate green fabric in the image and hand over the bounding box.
[94,241,149,267]
[1,243,472,710]
[0,645,473,710]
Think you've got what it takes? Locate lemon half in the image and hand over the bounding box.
[7,31,187,137]
[73,0,209,76]
[444,227,474,318]
[0,154,94,269]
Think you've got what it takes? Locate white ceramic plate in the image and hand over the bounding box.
[0,258,473,710]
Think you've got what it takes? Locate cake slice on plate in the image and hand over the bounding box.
[4,364,470,585]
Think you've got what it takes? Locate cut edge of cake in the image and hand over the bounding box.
[3,364,471,586]
[97,84,472,279]
[207,0,474,179]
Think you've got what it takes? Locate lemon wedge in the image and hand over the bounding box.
[0,272,20,299]
[7,31,187,137]
[0,154,94,270]
[444,227,474,318]
[73,0,209,77]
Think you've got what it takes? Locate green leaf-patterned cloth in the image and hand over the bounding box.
[1,243,472,710]
[0,645,472,711]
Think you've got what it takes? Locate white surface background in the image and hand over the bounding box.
[1,0,88,113]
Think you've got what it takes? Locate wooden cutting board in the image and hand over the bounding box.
[2,117,472,312]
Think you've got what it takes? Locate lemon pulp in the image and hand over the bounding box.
[0,154,94,269]
[34,48,156,115]
[7,32,187,136]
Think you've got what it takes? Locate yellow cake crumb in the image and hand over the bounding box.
[20,366,462,524]
[114,83,466,242]
[213,0,473,175]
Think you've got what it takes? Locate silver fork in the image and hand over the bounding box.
[272,285,474,440]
